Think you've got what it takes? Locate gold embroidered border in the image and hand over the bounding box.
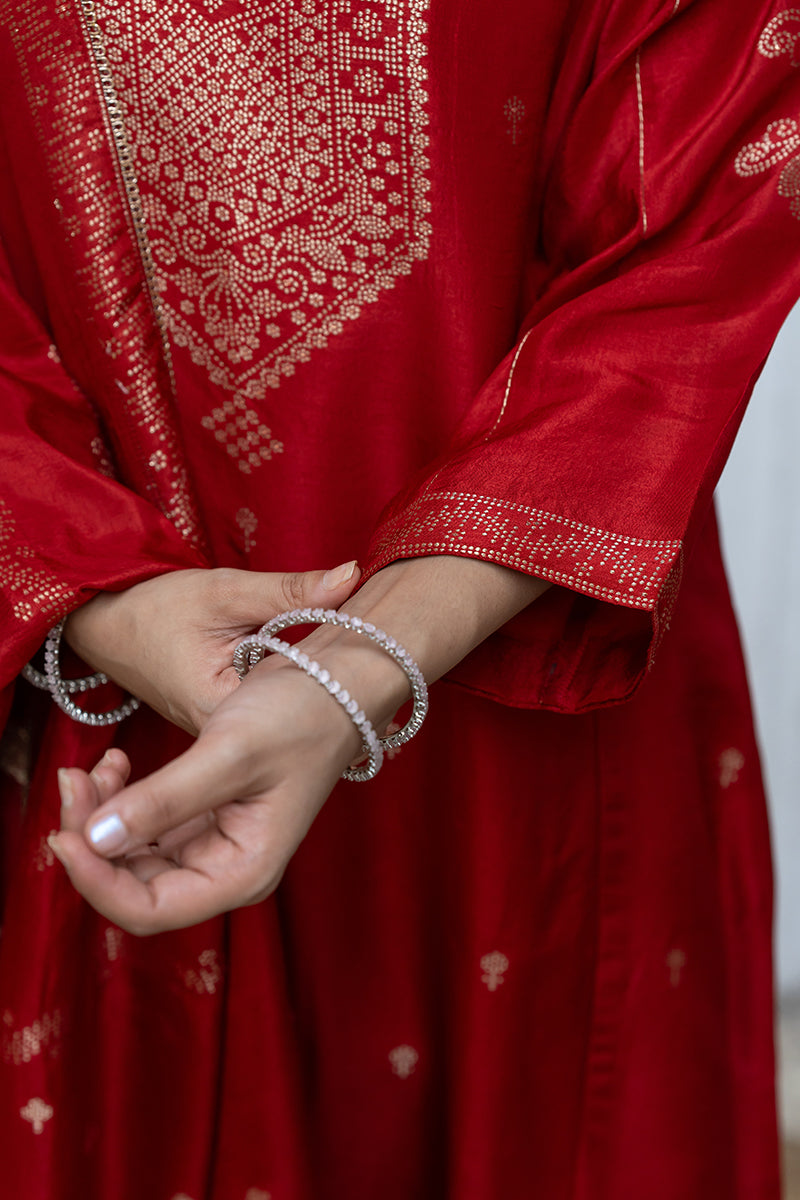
[0,502,74,626]
[2,2,204,546]
[367,490,682,610]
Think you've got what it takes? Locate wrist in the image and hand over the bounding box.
[292,623,412,736]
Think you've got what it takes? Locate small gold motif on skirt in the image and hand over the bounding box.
[480,951,509,992]
[20,1097,54,1134]
[388,1045,419,1079]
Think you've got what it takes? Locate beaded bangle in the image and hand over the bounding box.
[254,634,384,783]
[233,607,428,751]
[22,661,107,695]
[35,619,140,728]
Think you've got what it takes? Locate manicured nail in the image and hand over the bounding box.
[47,833,69,871]
[57,769,75,809]
[323,560,357,589]
[88,813,128,855]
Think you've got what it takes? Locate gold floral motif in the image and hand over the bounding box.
[93,0,431,469]
[2,1011,63,1066]
[718,747,745,789]
[480,951,509,992]
[20,1097,54,1135]
[235,508,259,554]
[33,832,59,872]
[758,9,800,66]
[180,948,223,995]
[104,926,125,962]
[735,117,800,221]
[504,96,526,145]
[388,1044,419,1078]
[735,117,800,176]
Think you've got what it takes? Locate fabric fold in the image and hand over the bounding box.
[364,0,800,711]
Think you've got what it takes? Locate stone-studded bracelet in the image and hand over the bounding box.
[36,618,140,727]
[233,607,428,752]
[250,634,384,783]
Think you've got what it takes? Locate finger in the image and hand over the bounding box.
[222,560,360,626]
[82,731,252,858]
[58,751,132,833]
[48,821,273,935]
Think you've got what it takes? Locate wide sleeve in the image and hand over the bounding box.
[362,0,800,713]
[0,248,207,689]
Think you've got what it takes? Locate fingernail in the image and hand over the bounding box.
[88,813,128,855]
[47,833,69,871]
[57,769,75,809]
[323,560,357,589]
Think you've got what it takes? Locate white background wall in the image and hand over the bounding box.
[717,303,800,996]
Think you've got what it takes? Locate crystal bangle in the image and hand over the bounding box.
[251,634,383,783]
[38,619,140,727]
[233,607,428,751]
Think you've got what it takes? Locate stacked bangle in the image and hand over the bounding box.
[233,607,429,779]
[252,634,384,782]
[24,619,139,727]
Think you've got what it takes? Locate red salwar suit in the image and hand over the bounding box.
[0,1,798,1197]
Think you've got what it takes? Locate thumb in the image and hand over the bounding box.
[224,559,360,625]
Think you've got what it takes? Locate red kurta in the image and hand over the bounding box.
[0,1,797,1196]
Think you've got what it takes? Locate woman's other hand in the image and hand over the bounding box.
[64,561,359,735]
[49,653,370,934]
[51,555,550,934]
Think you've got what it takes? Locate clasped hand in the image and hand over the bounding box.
[49,561,392,935]
[49,555,550,935]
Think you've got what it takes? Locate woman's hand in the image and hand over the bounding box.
[51,653,367,934]
[64,561,360,735]
[51,555,551,934]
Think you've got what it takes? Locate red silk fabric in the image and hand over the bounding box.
[0,1,796,1196]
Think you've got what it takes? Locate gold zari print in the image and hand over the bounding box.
[735,118,800,219]
[20,1097,54,1135]
[480,951,509,992]
[734,13,800,219]
[3,3,204,545]
[94,0,431,470]
[718,747,745,788]
[0,502,73,624]
[370,491,681,610]
[180,949,222,995]
[388,1044,419,1078]
[758,10,800,66]
[2,1010,63,1067]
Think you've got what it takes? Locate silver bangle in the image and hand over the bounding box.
[233,607,429,751]
[22,663,107,694]
[252,634,384,783]
[36,619,140,727]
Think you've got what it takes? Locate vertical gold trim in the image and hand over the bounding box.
[635,50,649,236]
[489,327,535,435]
[75,0,176,396]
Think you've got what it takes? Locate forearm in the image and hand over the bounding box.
[291,555,551,733]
